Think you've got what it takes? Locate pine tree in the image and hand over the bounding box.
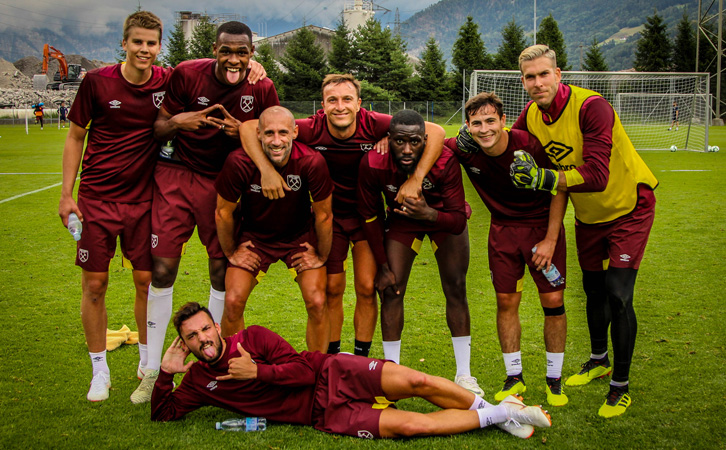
[164,19,189,67]
[188,15,216,60]
[329,18,353,74]
[451,16,492,78]
[537,14,570,70]
[633,11,671,71]
[672,11,696,72]
[414,37,449,100]
[583,38,609,71]
[494,20,528,70]
[255,41,283,99]
[280,27,328,100]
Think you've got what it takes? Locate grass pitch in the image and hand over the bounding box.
[0,124,725,449]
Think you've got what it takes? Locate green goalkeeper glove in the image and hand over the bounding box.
[509,150,559,194]
[456,124,480,153]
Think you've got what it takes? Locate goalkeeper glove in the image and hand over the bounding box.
[456,124,480,153]
[509,150,559,194]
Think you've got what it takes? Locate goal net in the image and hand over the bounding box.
[469,71,711,152]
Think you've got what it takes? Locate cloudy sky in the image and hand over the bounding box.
[0,0,440,37]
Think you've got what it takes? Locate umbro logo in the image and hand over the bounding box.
[315,146,327,151]
[92,356,103,362]
[386,184,398,193]
[206,380,218,391]
[619,254,631,262]
[469,166,481,174]
[251,184,261,193]
[147,320,156,328]
[543,140,574,163]
[368,361,378,371]
[198,96,210,106]
[109,100,121,109]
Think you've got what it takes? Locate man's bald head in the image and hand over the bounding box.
[257,106,298,168]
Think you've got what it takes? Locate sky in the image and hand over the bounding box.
[0,0,440,38]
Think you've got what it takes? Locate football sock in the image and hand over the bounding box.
[546,352,564,379]
[591,352,608,360]
[610,380,629,388]
[477,405,507,427]
[503,351,523,376]
[382,340,401,364]
[327,340,341,354]
[146,285,173,371]
[207,287,225,324]
[89,350,109,377]
[469,395,492,410]
[138,343,148,369]
[354,339,371,357]
[451,335,472,377]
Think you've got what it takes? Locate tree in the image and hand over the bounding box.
[672,11,696,73]
[329,19,353,74]
[494,20,528,70]
[188,15,216,60]
[255,41,283,99]
[451,16,492,78]
[537,13,570,70]
[280,27,328,100]
[164,19,189,67]
[583,38,609,71]
[633,11,671,71]
[414,37,449,100]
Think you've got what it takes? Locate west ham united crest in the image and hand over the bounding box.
[151,234,159,249]
[360,143,373,152]
[79,248,89,263]
[240,95,254,113]
[286,174,301,191]
[152,91,165,109]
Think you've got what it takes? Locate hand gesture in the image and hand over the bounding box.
[228,240,261,271]
[291,242,324,273]
[160,336,194,374]
[394,189,437,222]
[456,124,480,154]
[510,150,559,194]
[172,105,223,132]
[206,105,242,139]
[216,342,258,381]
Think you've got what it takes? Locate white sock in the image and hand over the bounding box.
[451,335,472,377]
[546,352,564,379]
[138,343,148,368]
[477,405,507,427]
[208,287,225,324]
[382,340,401,364]
[610,380,629,387]
[503,351,523,376]
[146,285,174,371]
[469,395,492,410]
[89,350,109,377]
[591,351,608,360]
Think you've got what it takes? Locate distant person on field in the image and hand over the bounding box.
[511,44,658,418]
[59,101,69,128]
[150,301,552,440]
[33,102,44,129]
[668,100,679,131]
[58,10,171,403]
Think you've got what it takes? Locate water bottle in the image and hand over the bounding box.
[532,246,564,287]
[215,417,267,432]
[67,213,82,241]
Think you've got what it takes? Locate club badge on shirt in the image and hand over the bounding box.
[241,95,254,113]
[153,91,165,109]
[286,174,301,191]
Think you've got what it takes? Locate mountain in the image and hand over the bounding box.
[400,0,700,71]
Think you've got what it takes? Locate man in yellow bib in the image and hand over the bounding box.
[509,45,658,418]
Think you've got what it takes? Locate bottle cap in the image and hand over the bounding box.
[215,422,222,430]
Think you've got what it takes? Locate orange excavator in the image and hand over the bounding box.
[32,44,86,90]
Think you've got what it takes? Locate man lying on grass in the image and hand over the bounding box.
[151,302,552,439]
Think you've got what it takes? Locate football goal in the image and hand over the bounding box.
[469,71,711,152]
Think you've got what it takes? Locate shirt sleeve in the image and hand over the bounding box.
[432,156,467,234]
[161,66,188,115]
[151,368,207,422]
[214,151,248,203]
[247,326,317,387]
[67,75,95,129]
[307,152,333,202]
[566,96,612,192]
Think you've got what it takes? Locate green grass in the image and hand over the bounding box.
[1,124,725,449]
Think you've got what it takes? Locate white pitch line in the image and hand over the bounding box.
[660,169,712,172]
[0,173,63,175]
[0,181,63,204]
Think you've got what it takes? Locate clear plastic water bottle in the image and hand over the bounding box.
[532,246,564,287]
[215,417,267,432]
[67,213,82,241]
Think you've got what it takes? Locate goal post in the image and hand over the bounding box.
[469,70,711,152]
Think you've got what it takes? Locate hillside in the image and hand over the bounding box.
[400,0,700,70]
